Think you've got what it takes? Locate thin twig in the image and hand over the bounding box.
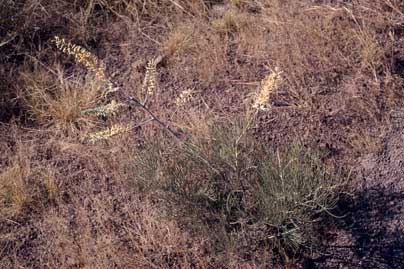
[0,34,16,48]
[127,96,180,141]
[168,0,193,16]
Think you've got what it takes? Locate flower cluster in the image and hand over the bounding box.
[175,89,194,107]
[253,68,282,111]
[53,36,107,81]
[53,36,117,96]
[52,36,126,143]
[88,123,133,143]
[82,100,124,117]
[142,59,157,96]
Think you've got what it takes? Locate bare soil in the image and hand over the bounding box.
[310,109,404,268]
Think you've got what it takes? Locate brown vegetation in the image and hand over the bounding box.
[1,0,404,268]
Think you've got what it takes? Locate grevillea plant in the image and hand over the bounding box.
[52,36,159,143]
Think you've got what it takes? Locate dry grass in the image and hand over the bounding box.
[20,65,105,133]
[1,0,404,267]
[160,19,228,85]
[0,134,61,222]
[162,23,194,56]
[37,193,209,268]
[211,9,247,34]
[0,160,32,218]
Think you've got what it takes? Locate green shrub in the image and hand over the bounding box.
[127,119,345,259]
[255,145,341,251]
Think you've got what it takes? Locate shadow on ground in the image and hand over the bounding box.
[311,186,404,268]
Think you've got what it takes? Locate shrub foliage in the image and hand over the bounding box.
[128,118,344,257]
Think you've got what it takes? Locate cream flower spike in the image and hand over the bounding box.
[253,68,283,111]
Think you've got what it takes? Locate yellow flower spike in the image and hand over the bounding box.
[82,100,124,117]
[88,123,133,144]
[52,35,116,96]
[253,68,283,111]
[142,58,158,96]
[53,36,106,79]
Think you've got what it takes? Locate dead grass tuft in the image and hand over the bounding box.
[211,9,247,34]
[21,68,104,134]
[162,23,194,56]
[0,161,32,218]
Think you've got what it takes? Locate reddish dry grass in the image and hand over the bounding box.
[1,0,404,268]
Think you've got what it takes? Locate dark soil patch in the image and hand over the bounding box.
[313,109,404,268]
